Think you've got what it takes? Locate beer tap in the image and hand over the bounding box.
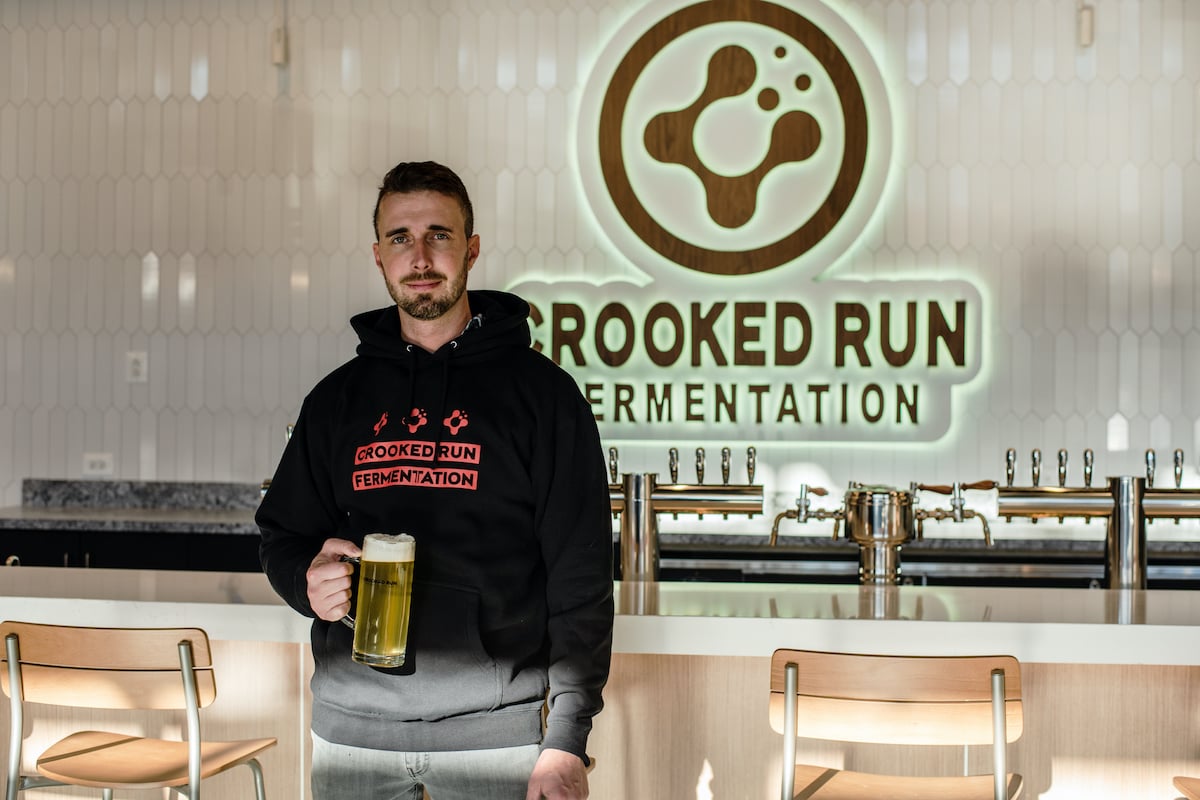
[607,443,763,581]
[1004,448,1016,521]
[769,484,835,546]
[747,447,757,484]
[912,481,995,545]
[1146,449,1157,524]
[1083,448,1094,522]
[1030,449,1041,523]
[1057,449,1068,522]
[993,445,1200,589]
[667,448,680,519]
[608,447,621,519]
[1175,449,1185,524]
[720,448,732,518]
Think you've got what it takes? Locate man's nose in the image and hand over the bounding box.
[411,240,433,270]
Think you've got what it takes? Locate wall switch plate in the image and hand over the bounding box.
[126,351,148,383]
[82,452,114,477]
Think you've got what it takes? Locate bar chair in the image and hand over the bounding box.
[1,620,277,799]
[769,648,1023,799]
[1175,776,1200,799]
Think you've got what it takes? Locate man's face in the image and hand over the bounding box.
[373,190,480,323]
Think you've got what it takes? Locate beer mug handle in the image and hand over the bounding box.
[338,554,360,629]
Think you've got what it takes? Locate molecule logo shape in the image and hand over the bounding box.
[589,0,891,278]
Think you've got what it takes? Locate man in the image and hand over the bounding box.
[258,161,614,800]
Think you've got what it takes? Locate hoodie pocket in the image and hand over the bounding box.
[314,580,503,720]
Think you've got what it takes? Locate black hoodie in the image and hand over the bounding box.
[257,290,614,760]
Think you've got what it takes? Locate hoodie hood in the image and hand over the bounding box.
[350,289,532,363]
[348,289,534,464]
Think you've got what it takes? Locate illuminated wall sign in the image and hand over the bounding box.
[513,0,984,443]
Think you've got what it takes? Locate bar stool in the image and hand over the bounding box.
[1175,776,1200,799]
[769,648,1023,799]
[2,620,277,800]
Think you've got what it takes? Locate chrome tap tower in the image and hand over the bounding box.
[996,447,1200,589]
[609,446,763,581]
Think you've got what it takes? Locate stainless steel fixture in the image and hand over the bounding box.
[766,447,1200,589]
[996,447,1200,589]
[609,446,764,581]
[770,480,992,585]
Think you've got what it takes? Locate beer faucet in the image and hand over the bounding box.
[994,446,1200,589]
[608,444,764,581]
[772,479,994,584]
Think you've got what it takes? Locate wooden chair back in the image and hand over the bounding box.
[769,649,1023,745]
[0,621,216,710]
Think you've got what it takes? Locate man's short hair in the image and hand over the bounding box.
[372,161,475,240]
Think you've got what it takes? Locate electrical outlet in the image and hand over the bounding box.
[126,351,148,383]
[82,452,114,477]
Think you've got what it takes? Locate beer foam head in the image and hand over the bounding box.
[362,532,415,562]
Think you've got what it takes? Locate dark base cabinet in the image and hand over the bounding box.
[186,533,263,572]
[0,530,262,572]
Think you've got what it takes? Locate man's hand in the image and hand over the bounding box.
[526,748,588,800]
[306,538,361,621]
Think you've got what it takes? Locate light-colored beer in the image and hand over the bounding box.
[352,533,415,667]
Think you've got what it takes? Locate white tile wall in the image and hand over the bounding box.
[0,1,1198,544]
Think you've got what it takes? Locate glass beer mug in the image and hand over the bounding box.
[340,533,416,667]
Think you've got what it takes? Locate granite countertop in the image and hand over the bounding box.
[2,479,1198,555]
[0,479,260,535]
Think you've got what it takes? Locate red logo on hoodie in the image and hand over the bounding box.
[404,408,428,433]
[443,410,469,435]
[373,412,389,436]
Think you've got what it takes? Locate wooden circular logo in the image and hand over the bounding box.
[585,0,890,277]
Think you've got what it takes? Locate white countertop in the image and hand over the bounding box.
[1,568,1197,665]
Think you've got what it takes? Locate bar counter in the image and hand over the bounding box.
[2,568,1198,798]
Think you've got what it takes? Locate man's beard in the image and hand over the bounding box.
[388,253,470,321]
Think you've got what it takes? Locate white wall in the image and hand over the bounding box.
[0,0,1197,542]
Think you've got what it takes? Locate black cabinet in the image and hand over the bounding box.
[0,529,261,572]
[0,530,81,567]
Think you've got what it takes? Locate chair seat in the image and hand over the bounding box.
[791,763,1023,800]
[36,729,277,789]
[1175,775,1200,800]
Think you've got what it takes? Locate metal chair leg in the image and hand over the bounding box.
[248,758,267,800]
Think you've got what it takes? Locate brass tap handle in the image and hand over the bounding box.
[1175,449,1184,489]
[608,447,619,484]
[721,447,731,485]
[695,447,705,484]
[1058,449,1068,487]
[1031,449,1041,486]
[1084,448,1094,487]
[1005,448,1016,487]
[1146,449,1156,488]
[668,447,679,484]
[916,480,998,494]
[747,447,756,484]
